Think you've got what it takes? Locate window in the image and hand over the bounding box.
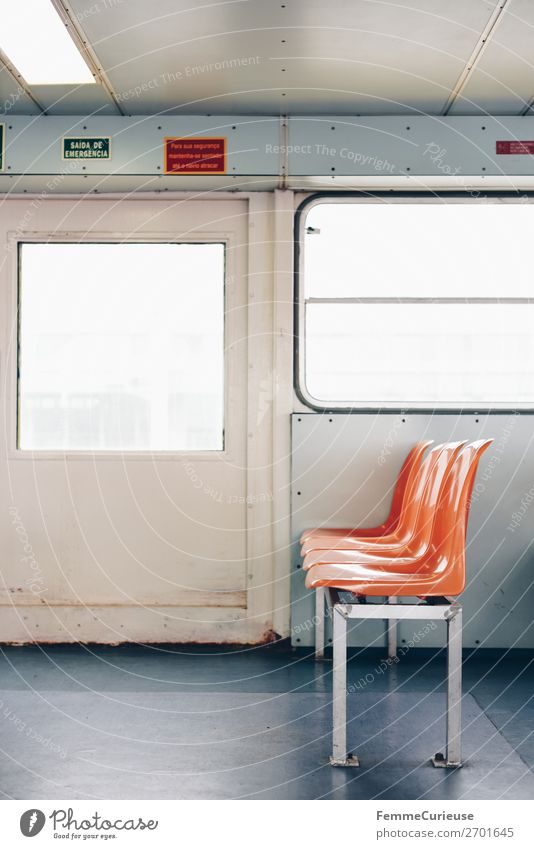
[18,242,225,451]
[298,197,534,409]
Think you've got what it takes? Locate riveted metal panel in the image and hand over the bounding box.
[288,115,534,177]
[1,116,280,177]
[291,412,534,649]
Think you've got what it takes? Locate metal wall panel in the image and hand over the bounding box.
[2,116,280,177]
[291,412,534,649]
[288,115,534,177]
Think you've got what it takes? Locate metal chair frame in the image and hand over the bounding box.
[327,588,463,770]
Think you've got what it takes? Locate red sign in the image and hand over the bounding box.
[164,137,226,173]
[496,140,534,155]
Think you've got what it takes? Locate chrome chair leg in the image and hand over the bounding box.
[432,604,463,768]
[330,603,359,767]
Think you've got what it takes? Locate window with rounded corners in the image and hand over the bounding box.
[295,193,534,411]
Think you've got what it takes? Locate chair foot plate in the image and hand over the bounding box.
[330,754,360,768]
[431,752,463,769]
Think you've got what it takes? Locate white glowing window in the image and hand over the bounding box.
[18,242,225,451]
[299,200,534,408]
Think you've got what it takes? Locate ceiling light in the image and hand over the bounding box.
[1,0,95,85]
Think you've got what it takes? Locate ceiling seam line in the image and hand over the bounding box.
[50,0,126,116]
[441,0,511,116]
[0,47,46,115]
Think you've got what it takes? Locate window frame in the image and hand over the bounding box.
[294,191,534,413]
[14,234,228,457]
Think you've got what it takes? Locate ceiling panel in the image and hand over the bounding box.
[450,0,534,115]
[2,0,531,117]
[30,83,118,116]
[64,0,500,115]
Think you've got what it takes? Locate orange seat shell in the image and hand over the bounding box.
[305,440,493,598]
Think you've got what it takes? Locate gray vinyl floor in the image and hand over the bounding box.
[0,644,532,800]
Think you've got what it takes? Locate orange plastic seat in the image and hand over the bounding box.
[305,440,492,598]
[299,441,431,546]
[302,441,464,562]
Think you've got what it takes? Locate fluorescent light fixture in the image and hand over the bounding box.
[1,0,95,85]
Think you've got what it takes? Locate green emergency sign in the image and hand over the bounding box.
[62,137,111,160]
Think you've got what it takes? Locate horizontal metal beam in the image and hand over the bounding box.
[2,116,534,192]
[1,116,281,177]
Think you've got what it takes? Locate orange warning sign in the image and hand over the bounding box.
[164,137,227,174]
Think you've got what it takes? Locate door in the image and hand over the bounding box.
[0,194,277,643]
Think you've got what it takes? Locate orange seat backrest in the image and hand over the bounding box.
[406,441,465,554]
[393,441,464,544]
[424,439,494,590]
[381,440,433,534]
